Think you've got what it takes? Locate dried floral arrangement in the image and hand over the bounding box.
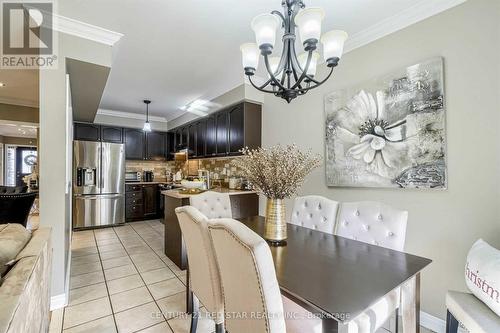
[232,144,322,199]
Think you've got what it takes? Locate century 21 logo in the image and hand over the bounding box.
[2,2,53,55]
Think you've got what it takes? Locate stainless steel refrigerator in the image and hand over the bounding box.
[73,140,125,229]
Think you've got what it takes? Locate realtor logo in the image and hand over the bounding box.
[1,1,57,68]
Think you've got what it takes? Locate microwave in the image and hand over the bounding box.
[125,171,141,182]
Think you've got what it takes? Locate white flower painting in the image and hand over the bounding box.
[325,57,447,189]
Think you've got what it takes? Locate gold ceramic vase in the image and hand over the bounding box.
[264,198,287,245]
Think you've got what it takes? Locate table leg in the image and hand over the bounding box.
[401,273,420,333]
[322,318,338,333]
[186,265,193,314]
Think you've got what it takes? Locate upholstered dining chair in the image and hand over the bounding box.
[335,201,408,251]
[175,206,224,333]
[190,191,232,219]
[335,201,408,333]
[290,195,339,234]
[208,218,322,333]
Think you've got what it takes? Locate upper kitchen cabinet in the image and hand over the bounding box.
[146,132,166,160]
[124,128,146,160]
[195,119,206,157]
[166,132,175,161]
[187,123,196,157]
[74,122,101,141]
[101,126,123,143]
[205,115,217,157]
[216,110,229,156]
[228,102,262,154]
[166,101,262,158]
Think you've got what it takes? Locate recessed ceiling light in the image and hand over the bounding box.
[0,82,5,87]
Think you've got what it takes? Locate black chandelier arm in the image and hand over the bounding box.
[271,10,286,25]
[263,54,287,90]
[247,75,275,94]
[296,66,335,93]
[290,49,313,90]
[274,39,290,79]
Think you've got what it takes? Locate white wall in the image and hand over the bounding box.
[260,0,500,320]
[39,32,113,305]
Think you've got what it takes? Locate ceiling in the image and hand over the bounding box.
[0,70,38,107]
[59,0,455,121]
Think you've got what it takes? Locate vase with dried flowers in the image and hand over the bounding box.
[232,144,321,245]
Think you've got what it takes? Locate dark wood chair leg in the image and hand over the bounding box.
[446,310,459,333]
[215,323,224,333]
[189,293,199,333]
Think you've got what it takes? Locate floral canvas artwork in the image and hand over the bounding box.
[325,57,447,189]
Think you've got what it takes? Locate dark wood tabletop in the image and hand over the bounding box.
[238,216,432,322]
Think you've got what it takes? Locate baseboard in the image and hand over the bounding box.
[420,311,468,333]
[50,293,67,311]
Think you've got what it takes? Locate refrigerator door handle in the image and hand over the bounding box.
[74,195,99,200]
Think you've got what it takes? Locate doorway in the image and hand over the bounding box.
[4,145,37,187]
[15,146,37,186]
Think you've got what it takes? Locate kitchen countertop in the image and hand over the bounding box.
[126,181,173,185]
[161,188,259,199]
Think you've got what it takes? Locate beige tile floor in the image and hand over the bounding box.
[49,219,434,333]
[50,220,215,333]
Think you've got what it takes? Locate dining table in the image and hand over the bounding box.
[185,216,432,333]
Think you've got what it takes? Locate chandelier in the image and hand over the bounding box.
[240,0,348,103]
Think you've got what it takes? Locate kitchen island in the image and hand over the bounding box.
[162,188,259,269]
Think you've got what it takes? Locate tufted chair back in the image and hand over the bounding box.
[189,191,232,219]
[290,195,339,234]
[208,218,286,333]
[0,192,36,227]
[0,186,28,194]
[335,201,408,251]
[174,206,224,325]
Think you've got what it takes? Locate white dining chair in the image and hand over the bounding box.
[290,195,339,234]
[335,201,409,333]
[175,206,224,333]
[208,218,322,333]
[335,201,408,251]
[189,191,232,219]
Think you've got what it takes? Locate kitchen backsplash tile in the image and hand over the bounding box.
[125,157,245,182]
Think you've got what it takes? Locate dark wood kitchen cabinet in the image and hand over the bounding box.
[74,122,101,141]
[228,102,262,154]
[195,120,206,157]
[166,132,175,161]
[101,126,123,143]
[143,184,158,217]
[126,183,160,221]
[187,123,196,157]
[124,128,146,160]
[205,115,217,156]
[182,127,188,146]
[216,110,229,156]
[174,128,182,147]
[146,132,166,160]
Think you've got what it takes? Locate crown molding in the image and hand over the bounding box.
[0,97,38,108]
[344,0,468,53]
[97,109,168,123]
[53,14,123,46]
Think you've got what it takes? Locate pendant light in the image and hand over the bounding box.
[143,100,152,132]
